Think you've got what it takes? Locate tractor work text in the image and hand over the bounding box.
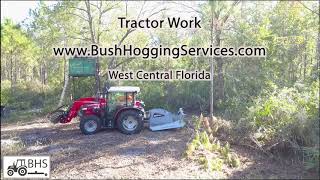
[118,17,202,29]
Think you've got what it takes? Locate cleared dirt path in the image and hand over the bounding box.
[1,117,317,179]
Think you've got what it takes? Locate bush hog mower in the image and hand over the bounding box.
[47,86,185,135]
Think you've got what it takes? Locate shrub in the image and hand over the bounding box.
[303,147,320,172]
[186,115,240,172]
[1,79,62,112]
[1,80,11,105]
[242,81,319,170]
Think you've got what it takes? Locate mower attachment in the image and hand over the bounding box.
[148,108,186,131]
[46,105,69,124]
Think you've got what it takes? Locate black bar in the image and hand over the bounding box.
[28,171,45,175]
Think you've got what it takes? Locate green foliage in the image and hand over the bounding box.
[200,157,224,171]
[241,81,319,171]
[1,80,11,105]
[200,131,210,146]
[1,78,62,113]
[193,115,202,130]
[229,153,241,168]
[186,115,241,171]
[246,82,319,147]
[208,158,224,172]
[2,110,41,124]
[303,147,320,172]
[185,143,196,157]
[197,156,223,172]
[1,19,40,77]
[123,80,209,112]
[4,81,47,110]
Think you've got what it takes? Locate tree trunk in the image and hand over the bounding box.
[58,35,69,107]
[209,3,214,117]
[58,64,69,107]
[14,55,17,84]
[317,30,320,84]
[216,57,224,100]
[215,28,224,101]
[10,50,13,94]
[85,0,100,95]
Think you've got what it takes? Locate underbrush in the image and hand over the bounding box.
[185,115,240,172]
[1,138,25,156]
[1,110,41,124]
[235,81,319,172]
[1,80,62,112]
[1,79,66,123]
[186,81,319,174]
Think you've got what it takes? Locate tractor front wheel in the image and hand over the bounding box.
[118,110,143,135]
[80,115,101,135]
[7,169,14,176]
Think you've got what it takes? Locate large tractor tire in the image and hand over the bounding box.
[80,115,102,135]
[18,167,27,176]
[117,110,144,135]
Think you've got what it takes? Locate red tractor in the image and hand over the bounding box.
[48,86,145,135]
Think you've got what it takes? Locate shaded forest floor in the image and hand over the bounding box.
[1,116,317,179]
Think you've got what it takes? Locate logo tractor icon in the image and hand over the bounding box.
[7,159,28,176]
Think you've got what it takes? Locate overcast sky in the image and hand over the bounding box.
[1,1,57,23]
[1,1,204,22]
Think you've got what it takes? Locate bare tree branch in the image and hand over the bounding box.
[69,6,87,13]
[118,29,135,46]
[107,3,168,70]
[170,2,203,15]
[89,2,99,9]
[67,12,89,22]
[113,57,136,69]
[101,3,121,15]
[84,0,96,43]
[147,7,168,19]
[67,35,91,42]
[299,1,319,15]
[136,1,147,21]
[221,1,240,25]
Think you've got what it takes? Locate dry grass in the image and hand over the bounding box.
[1,138,25,156]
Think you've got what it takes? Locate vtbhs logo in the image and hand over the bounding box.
[3,156,50,178]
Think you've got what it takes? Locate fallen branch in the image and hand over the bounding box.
[249,135,274,158]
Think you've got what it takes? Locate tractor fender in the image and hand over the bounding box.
[114,107,144,123]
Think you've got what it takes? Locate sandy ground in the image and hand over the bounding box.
[1,117,318,179]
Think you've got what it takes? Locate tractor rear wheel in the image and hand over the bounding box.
[117,110,143,135]
[18,167,27,176]
[80,115,101,135]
